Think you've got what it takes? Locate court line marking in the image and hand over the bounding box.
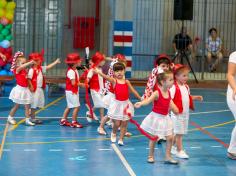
[190,121,229,148]
[0,122,9,159]
[111,144,136,176]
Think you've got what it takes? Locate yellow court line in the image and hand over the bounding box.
[0,123,9,159]
[9,95,65,132]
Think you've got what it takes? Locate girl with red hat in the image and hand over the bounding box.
[28,51,60,125]
[7,51,35,125]
[86,52,106,123]
[170,64,203,159]
[59,53,84,128]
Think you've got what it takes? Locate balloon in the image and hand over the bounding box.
[0,40,10,48]
[5,34,12,40]
[0,24,3,30]
[0,34,4,41]
[6,1,16,10]
[0,17,9,25]
[3,63,10,70]
[5,23,11,29]
[0,69,8,75]
[1,28,9,36]
[0,0,7,8]
[5,12,13,21]
[0,9,5,17]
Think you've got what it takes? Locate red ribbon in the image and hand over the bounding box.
[124,105,159,141]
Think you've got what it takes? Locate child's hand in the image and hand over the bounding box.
[93,67,100,74]
[193,95,203,101]
[55,58,61,64]
[29,85,34,92]
[30,60,36,65]
[134,102,142,108]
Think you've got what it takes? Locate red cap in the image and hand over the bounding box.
[91,52,105,64]
[114,53,126,61]
[173,64,189,74]
[65,53,82,63]
[29,52,44,62]
[155,53,171,66]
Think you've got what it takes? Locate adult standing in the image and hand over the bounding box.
[226,51,236,160]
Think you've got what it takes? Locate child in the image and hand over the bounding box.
[86,52,106,123]
[28,52,60,124]
[134,69,179,164]
[170,64,203,159]
[94,62,141,145]
[97,54,127,135]
[59,53,84,128]
[143,54,173,99]
[8,51,35,125]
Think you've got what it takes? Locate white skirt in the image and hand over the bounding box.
[31,87,45,109]
[66,91,80,108]
[171,112,189,135]
[9,85,32,104]
[140,111,173,137]
[103,92,115,109]
[108,99,134,121]
[91,89,105,108]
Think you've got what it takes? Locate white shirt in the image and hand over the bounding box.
[67,69,79,80]
[28,66,46,88]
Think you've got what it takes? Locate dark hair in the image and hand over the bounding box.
[113,62,125,72]
[156,70,173,86]
[156,58,170,66]
[67,63,74,67]
[209,27,217,34]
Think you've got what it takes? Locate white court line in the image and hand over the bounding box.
[49,149,62,152]
[24,149,37,152]
[98,148,112,151]
[3,149,11,152]
[112,144,136,176]
[123,148,135,151]
[190,146,202,149]
[146,147,158,150]
[211,146,222,148]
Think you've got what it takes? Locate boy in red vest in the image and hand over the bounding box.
[60,53,84,128]
[170,64,203,159]
[28,52,60,125]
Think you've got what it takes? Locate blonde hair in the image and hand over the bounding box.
[156,70,173,86]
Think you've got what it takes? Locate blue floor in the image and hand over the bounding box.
[0,87,236,176]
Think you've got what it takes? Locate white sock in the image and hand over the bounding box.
[8,115,13,120]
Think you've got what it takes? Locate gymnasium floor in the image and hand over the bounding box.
[0,87,236,176]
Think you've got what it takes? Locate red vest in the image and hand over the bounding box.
[152,87,171,115]
[89,74,100,92]
[14,69,28,87]
[172,82,194,113]
[114,81,129,101]
[66,68,79,94]
[30,67,46,92]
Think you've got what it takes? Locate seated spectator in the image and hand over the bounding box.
[206,27,223,72]
[172,27,194,64]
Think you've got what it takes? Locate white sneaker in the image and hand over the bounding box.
[171,146,177,155]
[86,111,93,123]
[8,116,16,125]
[105,119,113,127]
[176,150,189,159]
[111,133,116,143]
[25,118,35,126]
[118,140,124,146]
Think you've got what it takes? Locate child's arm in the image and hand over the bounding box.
[16,60,35,73]
[78,82,86,88]
[170,100,179,115]
[134,91,158,108]
[46,58,61,70]
[191,95,203,101]
[105,56,113,62]
[126,80,141,100]
[93,67,115,84]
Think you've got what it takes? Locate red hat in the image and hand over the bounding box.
[91,52,105,64]
[114,53,126,61]
[65,53,82,63]
[155,53,171,66]
[29,52,44,62]
[173,64,189,74]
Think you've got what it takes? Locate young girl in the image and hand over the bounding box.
[28,52,60,124]
[143,53,173,99]
[134,69,179,164]
[97,54,127,135]
[60,53,84,128]
[8,51,35,125]
[95,62,141,145]
[86,52,106,122]
[170,64,203,159]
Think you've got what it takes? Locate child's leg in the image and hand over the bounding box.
[148,139,157,163]
[175,134,183,152]
[119,120,128,142]
[99,108,105,122]
[72,107,79,122]
[25,104,35,126]
[112,120,121,135]
[60,108,71,126]
[165,135,174,160]
[63,107,70,120]
[98,115,109,135]
[9,103,19,117]
[30,108,36,119]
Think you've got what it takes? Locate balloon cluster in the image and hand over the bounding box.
[0,0,15,74]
